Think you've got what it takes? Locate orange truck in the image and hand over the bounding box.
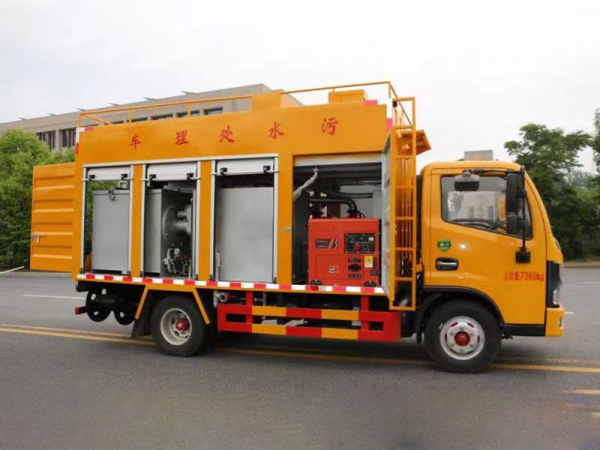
[30,81,564,372]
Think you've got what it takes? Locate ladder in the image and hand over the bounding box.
[387,98,419,311]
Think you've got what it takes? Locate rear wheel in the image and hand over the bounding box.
[425,301,501,373]
[151,296,206,357]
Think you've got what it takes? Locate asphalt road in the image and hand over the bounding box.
[0,269,599,450]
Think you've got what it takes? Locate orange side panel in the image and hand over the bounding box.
[30,163,76,272]
[130,165,144,277]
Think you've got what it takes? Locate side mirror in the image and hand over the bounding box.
[454,171,480,192]
[506,214,526,235]
[506,173,525,214]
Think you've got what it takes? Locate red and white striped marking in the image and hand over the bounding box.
[77,273,385,295]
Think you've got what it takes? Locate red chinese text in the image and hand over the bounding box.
[129,133,141,150]
[503,271,545,282]
[175,130,189,145]
[219,125,234,143]
[321,117,339,135]
[268,121,284,139]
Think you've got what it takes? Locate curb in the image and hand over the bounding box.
[0,271,70,278]
[564,263,600,269]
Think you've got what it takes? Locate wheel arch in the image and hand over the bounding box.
[416,287,506,343]
[131,288,213,338]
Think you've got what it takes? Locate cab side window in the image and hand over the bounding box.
[441,176,531,238]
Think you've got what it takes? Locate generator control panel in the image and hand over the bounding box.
[308,218,380,287]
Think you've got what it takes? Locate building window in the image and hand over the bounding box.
[151,114,173,121]
[176,110,200,118]
[60,128,77,149]
[37,131,56,149]
[204,107,223,115]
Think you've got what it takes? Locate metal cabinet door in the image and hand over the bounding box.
[215,187,274,282]
[91,191,130,273]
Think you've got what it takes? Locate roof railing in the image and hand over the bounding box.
[78,81,410,127]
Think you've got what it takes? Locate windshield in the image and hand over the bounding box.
[441,175,531,236]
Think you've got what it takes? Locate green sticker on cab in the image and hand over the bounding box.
[438,239,451,252]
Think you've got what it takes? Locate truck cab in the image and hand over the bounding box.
[415,161,564,370]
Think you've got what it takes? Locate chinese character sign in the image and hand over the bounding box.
[322,117,338,135]
[129,133,141,150]
[175,130,189,145]
[219,125,234,143]
[268,121,284,139]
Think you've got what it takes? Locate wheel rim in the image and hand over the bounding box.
[439,316,485,361]
[160,308,192,346]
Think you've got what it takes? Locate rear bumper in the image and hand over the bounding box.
[545,305,565,337]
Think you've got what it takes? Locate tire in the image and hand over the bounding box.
[425,300,501,373]
[114,307,135,326]
[86,291,111,323]
[151,296,206,357]
[113,294,135,326]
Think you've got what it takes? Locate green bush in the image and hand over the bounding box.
[0,130,74,270]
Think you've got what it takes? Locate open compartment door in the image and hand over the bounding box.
[381,137,394,302]
[30,163,76,272]
[382,125,419,311]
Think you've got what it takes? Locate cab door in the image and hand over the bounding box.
[427,169,547,325]
[30,163,76,272]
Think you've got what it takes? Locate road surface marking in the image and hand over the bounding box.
[565,311,575,315]
[564,390,600,395]
[0,326,153,346]
[224,342,600,367]
[577,282,600,284]
[0,323,129,338]
[2,325,600,373]
[218,347,433,366]
[22,294,85,300]
[490,363,600,373]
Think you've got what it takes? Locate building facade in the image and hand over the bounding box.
[0,84,273,152]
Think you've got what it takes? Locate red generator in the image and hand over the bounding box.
[308,218,380,287]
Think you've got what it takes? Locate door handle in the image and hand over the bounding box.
[436,258,458,271]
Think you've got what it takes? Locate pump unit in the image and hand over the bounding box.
[308,218,380,287]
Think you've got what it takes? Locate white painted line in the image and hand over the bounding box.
[22,294,85,300]
[0,266,25,276]
[565,311,575,315]
[576,282,600,284]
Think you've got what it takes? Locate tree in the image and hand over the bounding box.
[0,130,74,269]
[505,124,595,259]
[592,109,600,174]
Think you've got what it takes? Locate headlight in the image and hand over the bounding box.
[551,288,560,306]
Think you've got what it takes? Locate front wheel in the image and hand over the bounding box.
[425,301,501,373]
[151,296,206,357]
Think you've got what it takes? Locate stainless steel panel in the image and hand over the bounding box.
[215,187,274,282]
[87,166,131,181]
[144,189,193,277]
[144,190,162,274]
[216,158,274,176]
[92,190,130,273]
[147,163,198,181]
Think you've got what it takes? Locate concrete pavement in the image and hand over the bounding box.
[0,269,599,449]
